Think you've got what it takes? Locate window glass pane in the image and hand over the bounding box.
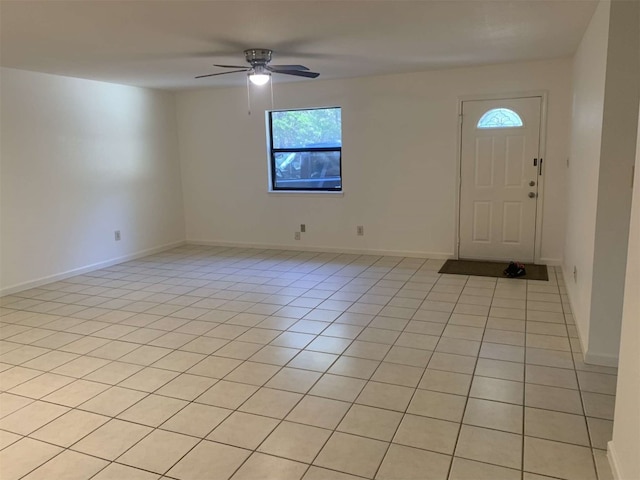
[274,151,341,190]
[477,108,524,129]
[271,108,342,149]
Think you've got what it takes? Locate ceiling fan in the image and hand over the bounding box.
[196,48,320,85]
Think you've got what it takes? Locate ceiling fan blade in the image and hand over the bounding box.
[267,65,309,71]
[272,69,320,79]
[195,69,248,79]
[213,64,250,69]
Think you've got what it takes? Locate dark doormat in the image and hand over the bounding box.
[438,259,549,281]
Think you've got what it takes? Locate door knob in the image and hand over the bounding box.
[529,180,536,186]
[528,192,536,198]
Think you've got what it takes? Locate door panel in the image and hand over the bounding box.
[459,97,541,262]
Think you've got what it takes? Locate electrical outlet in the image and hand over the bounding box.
[573,266,577,283]
[357,225,364,236]
[300,224,306,233]
[294,232,301,240]
[114,230,121,241]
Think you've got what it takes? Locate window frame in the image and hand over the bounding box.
[267,107,343,192]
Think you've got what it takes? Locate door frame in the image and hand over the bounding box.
[454,91,548,264]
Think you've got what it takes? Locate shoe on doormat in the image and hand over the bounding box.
[504,261,526,278]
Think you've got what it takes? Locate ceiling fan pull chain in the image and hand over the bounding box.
[246,75,251,116]
[270,78,274,111]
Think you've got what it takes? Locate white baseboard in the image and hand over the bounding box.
[187,239,453,260]
[608,441,623,480]
[539,257,563,266]
[584,350,619,368]
[1,240,186,297]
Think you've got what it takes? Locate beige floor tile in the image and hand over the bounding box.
[286,395,351,429]
[469,376,523,404]
[72,419,152,460]
[30,409,108,447]
[271,331,316,349]
[524,436,597,480]
[526,334,570,352]
[208,411,279,450]
[407,389,466,422]
[395,332,439,350]
[0,392,34,418]
[21,351,78,372]
[305,335,351,355]
[9,372,75,399]
[42,379,109,407]
[479,342,524,363]
[117,394,188,427]
[288,351,338,372]
[463,398,523,434]
[371,362,424,387]
[187,355,243,378]
[587,416,613,450]
[449,457,520,480]
[593,448,615,480]
[224,361,281,386]
[427,352,476,374]
[214,341,264,360]
[526,364,578,389]
[196,380,258,409]
[376,444,451,480]
[419,369,472,396]
[577,371,617,395]
[155,373,217,400]
[393,414,459,454]
[337,404,402,441]
[328,356,380,379]
[181,336,229,355]
[118,366,178,392]
[525,407,589,446]
[383,345,432,367]
[475,358,524,382]
[22,449,108,480]
[78,386,147,416]
[356,381,414,411]
[166,441,249,480]
[0,438,63,480]
[309,374,367,402]
[314,432,388,478]
[303,466,363,480]
[344,340,391,361]
[232,452,307,480]
[581,392,616,420]
[525,384,584,415]
[151,350,206,372]
[1,367,46,390]
[83,361,143,384]
[91,463,161,480]
[0,430,22,450]
[258,421,331,463]
[119,345,172,365]
[265,367,322,393]
[526,348,574,369]
[117,429,200,474]
[238,387,303,418]
[161,402,231,437]
[0,400,69,435]
[455,425,522,469]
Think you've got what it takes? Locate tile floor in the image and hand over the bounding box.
[0,245,619,480]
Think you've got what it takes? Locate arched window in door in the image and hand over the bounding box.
[477,108,524,129]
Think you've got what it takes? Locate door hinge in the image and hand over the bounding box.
[538,158,543,176]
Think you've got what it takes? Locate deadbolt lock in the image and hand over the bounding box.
[528,192,536,198]
[529,180,536,186]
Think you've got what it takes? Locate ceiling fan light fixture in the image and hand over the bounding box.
[249,66,271,86]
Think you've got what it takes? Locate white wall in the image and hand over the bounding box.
[564,0,639,366]
[564,0,610,349]
[609,106,640,480]
[177,58,571,260]
[0,68,185,295]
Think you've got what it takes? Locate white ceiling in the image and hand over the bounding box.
[0,0,597,91]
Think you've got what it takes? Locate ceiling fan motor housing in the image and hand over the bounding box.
[244,49,273,66]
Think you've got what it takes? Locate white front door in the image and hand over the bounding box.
[459,97,542,262]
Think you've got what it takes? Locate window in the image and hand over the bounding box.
[477,108,524,129]
[268,107,342,191]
